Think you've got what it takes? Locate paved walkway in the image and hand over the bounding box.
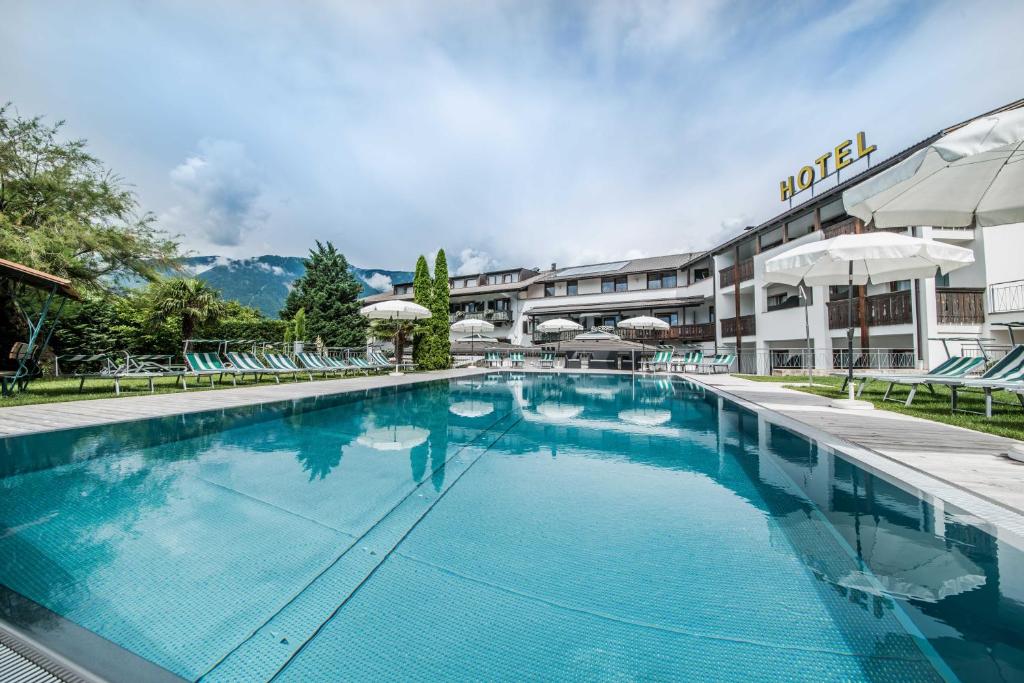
[688,372,1024,519]
[0,368,487,438]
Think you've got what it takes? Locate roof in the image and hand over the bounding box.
[537,252,706,283]
[713,97,1024,254]
[393,266,536,287]
[0,258,81,300]
[361,270,549,303]
[525,295,704,316]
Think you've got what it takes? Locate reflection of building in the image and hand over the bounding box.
[364,99,1024,371]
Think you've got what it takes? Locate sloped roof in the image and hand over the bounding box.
[362,271,548,303]
[0,258,81,300]
[537,252,706,283]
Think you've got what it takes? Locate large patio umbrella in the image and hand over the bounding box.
[535,318,583,353]
[617,316,669,364]
[844,107,1024,228]
[451,319,495,356]
[359,300,431,376]
[765,232,974,407]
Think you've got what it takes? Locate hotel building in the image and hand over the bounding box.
[366,99,1024,373]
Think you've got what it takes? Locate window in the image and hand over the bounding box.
[829,284,854,300]
[603,276,627,292]
[566,280,578,296]
[523,320,529,334]
[819,197,846,223]
[786,211,816,239]
[601,316,619,327]
[935,272,950,288]
[656,312,678,326]
[544,283,556,297]
[647,271,678,289]
[709,305,715,322]
[453,279,465,289]
[693,267,710,281]
[494,299,510,311]
[760,226,784,250]
[890,280,911,292]
[503,273,516,283]
[487,274,499,285]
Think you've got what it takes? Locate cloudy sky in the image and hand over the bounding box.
[3,0,1023,273]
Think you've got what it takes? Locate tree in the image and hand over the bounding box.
[424,249,451,369]
[292,307,307,342]
[411,255,432,366]
[281,241,366,348]
[150,278,225,341]
[371,319,415,366]
[0,104,178,352]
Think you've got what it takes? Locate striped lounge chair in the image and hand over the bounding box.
[855,355,987,407]
[644,350,674,373]
[296,352,346,376]
[539,352,555,369]
[927,345,1024,417]
[227,351,296,383]
[672,350,703,373]
[56,353,163,395]
[697,353,735,374]
[184,352,239,388]
[509,352,525,369]
[484,352,502,368]
[263,352,313,381]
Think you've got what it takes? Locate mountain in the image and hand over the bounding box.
[175,255,411,317]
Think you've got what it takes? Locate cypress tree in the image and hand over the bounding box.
[281,241,367,347]
[411,255,433,367]
[430,249,452,369]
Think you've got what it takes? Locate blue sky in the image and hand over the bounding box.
[3,0,1023,273]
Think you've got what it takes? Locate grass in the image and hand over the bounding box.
[0,372,361,408]
[734,374,1024,441]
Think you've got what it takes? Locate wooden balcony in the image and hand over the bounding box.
[936,288,985,325]
[449,310,512,324]
[719,258,754,288]
[619,323,716,342]
[720,314,756,337]
[827,290,912,329]
[822,217,908,240]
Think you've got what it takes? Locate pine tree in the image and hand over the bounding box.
[281,241,367,347]
[411,255,433,367]
[430,249,452,369]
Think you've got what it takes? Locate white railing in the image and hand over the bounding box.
[989,280,1024,314]
[733,348,917,375]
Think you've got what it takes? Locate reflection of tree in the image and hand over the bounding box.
[285,412,355,481]
[410,441,428,483]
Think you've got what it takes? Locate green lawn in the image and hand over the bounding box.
[0,373,355,408]
[734,374,1024,441]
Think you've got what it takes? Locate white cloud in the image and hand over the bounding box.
[455,248,496,275]
[365,272,393,291]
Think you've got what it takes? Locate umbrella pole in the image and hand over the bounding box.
[847,262,854,399]
[801,283,812,387]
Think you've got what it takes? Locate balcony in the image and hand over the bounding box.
[720,314,756,337]
[827,290,912,329]
[719,258,754,288]
[618,323,716,342]
[936,288,985,325]
[822,217,908,240]
[449,310,512,324]
[989,279,1024,314]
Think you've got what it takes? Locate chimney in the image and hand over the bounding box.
[551,262,557,271]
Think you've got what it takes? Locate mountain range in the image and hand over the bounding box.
[175,255,411,317]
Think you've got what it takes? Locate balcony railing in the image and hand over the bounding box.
[827,290,912,329]
[618,323,716,342]
[720,314,756,337]
[449,310,512,323]
[719,258,754,288]
[936,288,985,325]
[989,279,1024,314]
[822,217,908,240]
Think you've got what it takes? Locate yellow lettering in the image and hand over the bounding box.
[815,152,831,178]
[856,131,876,158]
[780,176,795,201]
[796,166,815,191]
[835,139,853,170]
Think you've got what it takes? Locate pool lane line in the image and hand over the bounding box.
[265,415,526,683]
[196,408,519,682]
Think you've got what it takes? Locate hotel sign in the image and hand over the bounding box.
[779,132,876,202]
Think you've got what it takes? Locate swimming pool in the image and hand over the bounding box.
[0,373,1021,681]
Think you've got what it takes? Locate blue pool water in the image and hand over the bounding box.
[0,373,1021,681]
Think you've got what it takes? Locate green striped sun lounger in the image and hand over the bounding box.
[484,352,502,368]
[697,353,734,374]
[856,355,987,407]
[321,356,356,372]
[540,352,555,369]
[927,345,1024,417]
[296,352,345,376]
[509,352,525,368]
[672,350,702,372]
[183,352,239,388]
[57,353,163,395]
[226,351,296,383]
[349,356,376,372]
[645,350,674,372]
[263,352,313,380]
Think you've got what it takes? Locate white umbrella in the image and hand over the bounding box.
[618,316,669,366]
[535,317,583,354]
[357,425,429,451]
[845,107,1024,228]
[765,232,974,406]
[451,319,495,355]
[618,408,672,426]
[359,301,431,376]
[449,400,494,418]
[535,402,583,421]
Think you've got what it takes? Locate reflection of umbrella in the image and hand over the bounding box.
[618,408,672,426]
[359,301,432,376]
[535,402,583,421]
[837,525,986,603]
[452,320,495,355]
[574,385,620,399]
[357,425,429,451]
[765,232,973,406]
[845,107,1024,228]
[449,400,494,418]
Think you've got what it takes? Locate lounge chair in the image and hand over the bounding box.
[509,352,525,368]
[855,355,986,407]
[644,350,674,373]
[263,352,313,381]
[296,352,346,376]
[539,352,555,369]
[696,353,734,374]
[926,346,1024,417]
[226,351,297,383]
[350,356,383,372]
[372,350,416,371]
[484,351,502,368]
[672,350,702,373]
[184,352,239,387]
[56,353,163,395]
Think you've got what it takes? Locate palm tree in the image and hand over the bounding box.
[150,278,225,341]
[372,319,415,364]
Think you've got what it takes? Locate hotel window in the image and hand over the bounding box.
[890,280,912,293]
[935,272,950,288]
[487,274,499,285]
[656,312,679,326]
[494,299,510,311]
[760,226,784,251]
[544,283,556,297]
[647,271,678,289]
[819,198,846,224]
[566,280,578,296]
[693,267,710,281]
[503,273,517,283]
[600,316,619,327]
[786,211,815,240]
[602,276,627,293]
[453,279,464,289]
